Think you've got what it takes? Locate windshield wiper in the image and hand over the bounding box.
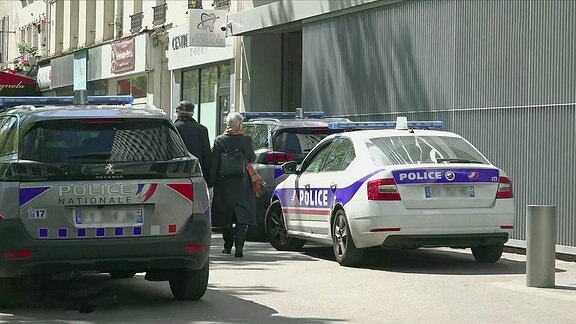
[437,158,482,164]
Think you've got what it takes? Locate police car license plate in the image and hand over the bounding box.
[425,186,475,198]
[74,208,143,227]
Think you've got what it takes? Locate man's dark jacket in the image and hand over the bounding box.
[174,116,211,185]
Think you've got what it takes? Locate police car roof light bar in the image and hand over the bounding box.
[241,111,326,121]
[0,95,134,108]
[327,120,444,130]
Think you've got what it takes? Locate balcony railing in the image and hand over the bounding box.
[212,0,231,9]
[152,3,167,26]
[188,0,202,9]
[130,12,143,34]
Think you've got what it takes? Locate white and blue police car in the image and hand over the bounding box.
[265,117,515,266]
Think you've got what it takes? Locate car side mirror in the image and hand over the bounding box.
[281,161,299,174]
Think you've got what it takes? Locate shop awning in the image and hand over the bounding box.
[0,71,41,96]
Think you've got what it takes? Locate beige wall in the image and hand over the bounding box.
[0,0,46,65]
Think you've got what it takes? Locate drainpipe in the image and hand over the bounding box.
[232,0,243,112]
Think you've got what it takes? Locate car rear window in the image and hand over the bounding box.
[20,118,187,163]
[243,124,269,150]
[273,129,341,162]
[367,135,490,166]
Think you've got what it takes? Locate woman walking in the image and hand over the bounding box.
[209,112,262,258]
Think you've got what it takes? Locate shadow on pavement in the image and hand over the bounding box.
[299,245,567,276]
[550,285,576,291]
[0,274,344,323]
[208,237,322,270]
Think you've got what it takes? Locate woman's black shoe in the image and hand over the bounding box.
[234,249,243,258]
[222,248,231,254]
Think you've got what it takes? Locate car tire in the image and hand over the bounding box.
[265,200,306,251]
[169,261,209,301]
[109,271,137,279]
[332,209,364,267]
[471,244,504,263]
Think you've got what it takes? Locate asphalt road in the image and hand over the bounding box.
[1,234,576,323]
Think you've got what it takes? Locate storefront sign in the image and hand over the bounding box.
[167,24,233,71]
[111,37,135,74]
[0,71,40,96]
[188,9,227,48]
[37,65,51,90]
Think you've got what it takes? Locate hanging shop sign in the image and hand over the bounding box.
[188,9,227,48]
[111,37,135,74]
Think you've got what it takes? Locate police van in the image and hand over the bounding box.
[266,117,515,266]
[0,96,211,306]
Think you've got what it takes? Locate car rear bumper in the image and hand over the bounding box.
[0,213,211,278]
[381,233,509,249]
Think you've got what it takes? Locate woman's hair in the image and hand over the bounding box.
[226,112,244,129]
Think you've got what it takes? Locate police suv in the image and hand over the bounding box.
[0,96,211,306]
[266,117,515,266]
[241,111,350,238]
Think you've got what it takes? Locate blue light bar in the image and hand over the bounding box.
[328,121,444,130]
[0,95,134,107]
[241,111,326,121]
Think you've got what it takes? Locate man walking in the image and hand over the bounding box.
[174,101,211,184]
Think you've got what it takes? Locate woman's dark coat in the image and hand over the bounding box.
[209,134,257,228]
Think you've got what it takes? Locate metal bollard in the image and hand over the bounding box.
[526,205,557,288]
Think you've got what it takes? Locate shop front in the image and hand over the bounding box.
[167,24,234,145]
[47,33,153,103]
[0,71,41,96]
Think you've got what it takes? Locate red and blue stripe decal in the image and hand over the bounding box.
[166,183,194,201]
[274,169,386,213]
[136,183,158,202]
[19,186,51,207]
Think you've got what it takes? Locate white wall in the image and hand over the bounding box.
[0,0,46,64]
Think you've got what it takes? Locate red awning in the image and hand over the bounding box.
[0,71,40,96]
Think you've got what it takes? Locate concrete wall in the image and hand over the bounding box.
[242,34,282,111]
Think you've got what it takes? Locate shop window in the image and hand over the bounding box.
[219,63,231,89]
[54,86,73,96]
[181,62,231,133]
[88,80,108,96]
[117,75,148,99]
[200,67,217,104]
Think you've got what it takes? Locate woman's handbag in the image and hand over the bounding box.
[247,163,266,197]
[218,142,246,177]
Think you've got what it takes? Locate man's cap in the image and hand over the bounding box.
[178,101,195,112]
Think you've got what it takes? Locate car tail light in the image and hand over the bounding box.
[496,176,513,199]
[367,178,401,201]
[4,249,34,260]
[184,244,206,253]
[0,214,4,222]
[265,152,293,165]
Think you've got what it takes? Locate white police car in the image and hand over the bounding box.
[265,117,515,266]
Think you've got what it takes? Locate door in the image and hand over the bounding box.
[286,140,334,235]
[216,91,229,136]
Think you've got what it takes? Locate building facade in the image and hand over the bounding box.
[166,0,237,144]
[2,0,240,144]
[228,0,576,254]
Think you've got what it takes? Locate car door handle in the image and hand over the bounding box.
[305,184,310,190]
[330,183,337,192]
